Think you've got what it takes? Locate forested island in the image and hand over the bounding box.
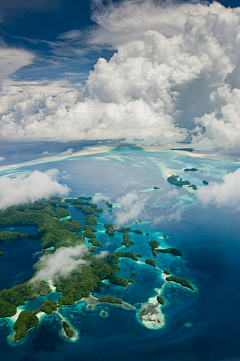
[0,195,195,342]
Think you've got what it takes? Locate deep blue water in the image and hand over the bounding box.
[0,144,240,360]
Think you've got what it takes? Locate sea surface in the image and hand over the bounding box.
[0,141,240,361]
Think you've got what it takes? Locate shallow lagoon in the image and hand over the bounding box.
[0,142,240,361]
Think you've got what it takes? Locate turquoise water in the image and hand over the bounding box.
[0,143,240,360]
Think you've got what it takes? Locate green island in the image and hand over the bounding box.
[39,300,57,314]
[145,259,157,267]
[0,231,29,242]
[167,175,197,190]
[184,168,198,172]
[0,195,195,342]
[166,276,194,291]
[13,310,39,341]
[62,321,74,338]
[171,148,194,152]
[121,233,134,248]
[59,202,69,208]
[163,270,171,275]
[157,296,165,305]
[98,296,123,304]
[203,180,209,185]
[0,249,4,256]
[109,277,129,287]
[131,271,135,275]
[157,248,183,257]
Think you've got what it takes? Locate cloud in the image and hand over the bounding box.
[33,244,89,281]
[0,46,34,90]
[1,1,240,149]
[0,157,5,161]
[60,148,74,156]
[0,168,70,210]
[153,205,185,224]
[197,168,240,209]
[115,191,148,225]
[92,194,110,203]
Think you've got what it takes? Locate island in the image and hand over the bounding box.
[0,249,3,256]
[167,175,197,190]
[184,168,198,172]
[0,195,195,343]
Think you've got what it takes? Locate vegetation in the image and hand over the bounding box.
[106,201,113,208]
[166,276,194,291]
[131,271,135,275]
[128,279,135,283]
[114,251,139,261]
[88,305,93,309]
[79,196,92,200]
[39,300,57,314]
[91,240,102,247]
[109,277,128,287]
[56,255,120,306]
[0,280,51,318]
[101,310,107,316]
[157,296,165,305]
[55,208,71,219]
[157,248,183,257]
[61,220,82,232]
[163,270,171,275]
[85,215,97,226]
[184,168,198,172]
[83,228,96,239]
[14,311,39,341]
[0,231,26,242]
[59,202,69,208]
[98,296,122,304]
[145,259,157,267]
[171,148,194,152]
[167,175,190,187]
[117,227,132,233]
[149,240,160,256]
[154,187,160,189]
[203,180,209,185]
[136,254,142,258]
[104,224,115,236]
[121,233,134,248]
[0,249,4,256]
[133,230,143,234]
[62,321,74,338]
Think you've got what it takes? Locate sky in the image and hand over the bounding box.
[1,0,240,150]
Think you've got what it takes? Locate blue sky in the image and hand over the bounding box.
[1,0,240,149]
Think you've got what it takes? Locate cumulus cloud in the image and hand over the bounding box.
[197,168,240,209]
[33,244,89,281]
[115,191,148,225]
[0,157,5,161]
[60,148,74,156]
[1,1,240,149]
[0,168,70,210]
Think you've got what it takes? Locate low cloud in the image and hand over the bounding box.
[33,244,89,281]
[0,168,70,210]
[92,194,110,203]
[0,157,5,161]
[60,148,74,156]
[115,191,148,225]
[197,168,240,209]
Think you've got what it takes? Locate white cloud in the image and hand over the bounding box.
[0,168,70,210]
[197,168,240,209]
[1,1,240,148]
[115,191,148,225]
[92,194,110,203]
[33,244,89,281]
[60,148,74,156]
[0,47,34,89]
[0,157,5,161]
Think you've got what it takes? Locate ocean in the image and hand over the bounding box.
[0,142,240,361]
